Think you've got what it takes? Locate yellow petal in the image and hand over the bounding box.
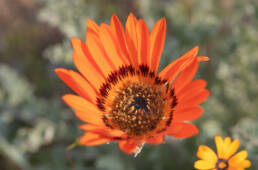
[223,139,240,159]
[215,136,223,158]
[228,150,248,165]
[228,168,244,170]
[238,160,252,168]
[194,160,215,169]
[221,137,231,159]
[229,159,251,169]
[196,145,217,163]
[223,137,232,150]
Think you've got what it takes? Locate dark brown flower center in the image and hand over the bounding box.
[110,82,165,137]
[216,159,228,170]
[130,96,149,112]
[97,65,176,137]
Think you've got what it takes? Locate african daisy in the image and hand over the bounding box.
[55,13,210,154]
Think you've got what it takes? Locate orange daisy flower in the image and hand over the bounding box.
[194,136,251,170]
[55,13,210,154]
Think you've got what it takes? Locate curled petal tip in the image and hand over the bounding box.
[160,17,166,23]
[194,46,199,52]
[54,68,65,73]
[111,14,119,22]
[111,13,118,17]
[128,12,137,19]
[198,56,210,61]
[71,37,77,41]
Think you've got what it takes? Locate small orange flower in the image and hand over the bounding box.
[194,136,251,170]
[55,13,210,154]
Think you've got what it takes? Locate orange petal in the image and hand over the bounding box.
[62,94,104,125]
[79,124,125,139]
[86,19,100,39]
[159,46,199,79]
[176,79,207,97]
[75,112,104,126]
[85,20,100,52]
[62,94,98,112]
[150,18,166,73]
[136,19,150,65]
[166,122,199,138]
[178,87,209,102]
[79,124,101,131]
[197,56,210,61]
[99,24,127,69]
[118,140,141,154]
[172,58,199,93]
[55,68,96,102]
[80,132,110,146]
[179,89,210,106]
[110,14,133,65]
[147,135,164,145]
[159,46,199,83]
[72,38,105,89]
[125,13,138,66]
[86,32,115,77]
[173,106,203,121]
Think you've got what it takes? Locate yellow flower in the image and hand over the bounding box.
[194,136,251,170]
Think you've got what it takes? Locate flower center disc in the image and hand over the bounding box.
[97,65,174,138]
[110,82,165,137]
[216,159,229,170]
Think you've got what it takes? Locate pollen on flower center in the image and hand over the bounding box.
[110,82,165,136]
[131,96,149,112]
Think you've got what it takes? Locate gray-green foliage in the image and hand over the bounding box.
[0,0,257,169]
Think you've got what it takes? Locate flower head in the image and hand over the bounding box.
[194,136,251,170]
[55,13,210,154]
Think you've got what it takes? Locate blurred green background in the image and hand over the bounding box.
[0,0,257,169]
